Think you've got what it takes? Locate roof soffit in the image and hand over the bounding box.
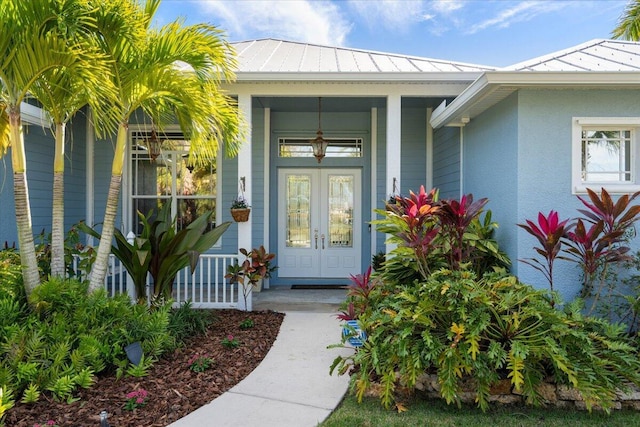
[430,71,640,129]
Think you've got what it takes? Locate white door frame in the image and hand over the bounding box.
[277,168,362,280]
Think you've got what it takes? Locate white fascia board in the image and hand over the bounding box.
[222,81,471,97]
[430,71,640,129]
[21,102,49,126]
[234,71,483,83]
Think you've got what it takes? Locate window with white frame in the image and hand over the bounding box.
[572,118,640,193]
[129,129,220,236]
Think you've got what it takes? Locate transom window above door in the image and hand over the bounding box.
[278,137,363,158]
[572,117,640,194]
[130,129,219,234]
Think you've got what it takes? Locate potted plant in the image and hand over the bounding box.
[225,245,276,309]
[230,196,251,222]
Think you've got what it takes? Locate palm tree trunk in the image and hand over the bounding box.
[88,123,128,292]
[51,123,66,277]
[10,108,40,296]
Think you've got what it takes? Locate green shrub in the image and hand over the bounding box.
[334,187,640,413]
[168,301,214,344]
[332,269,640,412]
[0,277,186,404]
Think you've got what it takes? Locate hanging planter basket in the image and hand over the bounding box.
[231,208,251,222]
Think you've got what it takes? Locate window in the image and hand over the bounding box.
[572,118,640,194]
[278,137,363,158]
[129,129,220,236]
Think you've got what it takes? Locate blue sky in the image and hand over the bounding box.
[155,0,629,67]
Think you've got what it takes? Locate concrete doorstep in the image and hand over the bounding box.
[169,311,353,427]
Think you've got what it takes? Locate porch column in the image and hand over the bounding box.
[386,94,401,254]
[237,93,252,311]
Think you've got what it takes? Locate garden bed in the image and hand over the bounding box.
[5,309,284,427]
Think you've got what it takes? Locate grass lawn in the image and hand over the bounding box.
[321,394,640,427]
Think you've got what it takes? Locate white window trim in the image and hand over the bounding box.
[127,125,223,247]
[572,117,640,194]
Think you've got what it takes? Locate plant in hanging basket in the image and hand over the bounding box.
[230,196,251,222]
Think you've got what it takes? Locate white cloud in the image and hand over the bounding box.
[464,1,569,35]
[196,0,352,46]
[347,0,429,33]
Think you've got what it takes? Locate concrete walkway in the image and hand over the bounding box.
[170,289,353,427]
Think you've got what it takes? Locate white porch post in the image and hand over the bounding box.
[386,95,401,255]
[237,93,253,311]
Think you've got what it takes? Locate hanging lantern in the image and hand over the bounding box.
[147,128,161,161]
[310,97,328,163]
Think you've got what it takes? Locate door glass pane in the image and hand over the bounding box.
[328,175,353,248]
[286,175,311,248]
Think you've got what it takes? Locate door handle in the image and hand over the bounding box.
[314,229,318,249]
[321,234,325,250]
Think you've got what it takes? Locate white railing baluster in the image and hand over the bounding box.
[77,253,239,309]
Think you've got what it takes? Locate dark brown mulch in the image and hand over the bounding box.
[5,310,285,427]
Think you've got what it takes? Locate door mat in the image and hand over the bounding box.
[291,285,346,290]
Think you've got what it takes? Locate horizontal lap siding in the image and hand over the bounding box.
[65,117,87,228]
[401,107,427,194]
[433,126,460,199]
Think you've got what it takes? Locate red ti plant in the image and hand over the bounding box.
[385,186,440,279]
[518,210,570,304]
[570,188,640,313]
[577,187,640,235]
[337,266,378,321]
[438,194,488,270]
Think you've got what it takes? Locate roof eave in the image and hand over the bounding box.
[233,71,485,83]
[430,71,640,129]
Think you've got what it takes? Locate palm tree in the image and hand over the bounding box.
[29,3,120,278]
[612,0,640,40]
[0,0,111,296]
[88,0,242,292]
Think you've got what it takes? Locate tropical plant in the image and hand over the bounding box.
[518,210,570,304]
[80,202,231,301]
[0,276,182,404]
[338,266,379,321]
[26,1,119,278]
[520,188,640,314]
[331,269,640,413]
[612,0,640,40]
[375,186,509,282]
[88,0,243,293]
[0,0,116,297]
[225,245,276,310]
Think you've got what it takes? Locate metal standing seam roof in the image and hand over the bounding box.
[503,39,640,71]
[231,38,496,75]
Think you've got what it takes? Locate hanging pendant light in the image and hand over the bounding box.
[147,126,161,161]
[310,97,328,163]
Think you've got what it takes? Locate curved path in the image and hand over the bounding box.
[170,289,352,427]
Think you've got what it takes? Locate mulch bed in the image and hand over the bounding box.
[5,310,285,427]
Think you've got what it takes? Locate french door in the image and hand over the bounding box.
[277,168,361,279]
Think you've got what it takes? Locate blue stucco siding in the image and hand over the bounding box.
[433,126,460,199]
[251,107,265,250]
[515,89,640,301]
[463,92,519,273]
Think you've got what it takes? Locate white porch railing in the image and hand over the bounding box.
[75,254,240,309]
